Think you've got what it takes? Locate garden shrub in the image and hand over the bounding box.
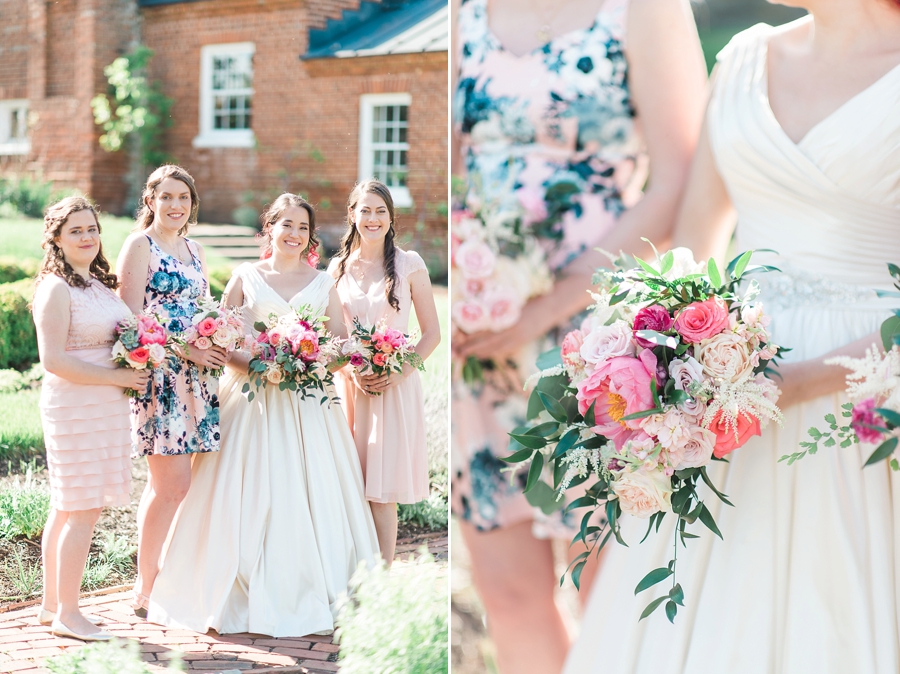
[0,257,40,285]
[0,175,55,218]
[47,638,183,674]
[398,491,448,531]
[207,265,234,301]
[0,278,37,370]
[0,469,50,539]
[336,551,448,673]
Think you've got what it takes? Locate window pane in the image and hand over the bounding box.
[399,127,407,143]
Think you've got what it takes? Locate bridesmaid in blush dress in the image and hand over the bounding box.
[33,197,149,641]
[116,165,225,617]
[330,179,442,565]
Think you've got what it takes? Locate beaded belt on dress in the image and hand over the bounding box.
[753,267,882,312]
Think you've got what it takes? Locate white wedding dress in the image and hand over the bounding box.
[564,21,900,674]
[147,265,379,637]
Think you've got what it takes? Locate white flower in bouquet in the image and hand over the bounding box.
[611,468,673,519]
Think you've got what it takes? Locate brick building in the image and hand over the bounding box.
[0,0,449,270]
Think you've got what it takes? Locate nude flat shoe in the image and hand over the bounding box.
[38,608,101,627]
[50,619,114,642]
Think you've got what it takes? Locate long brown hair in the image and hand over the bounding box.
[39,196,118,290]
[257,193,320,266]
[334,179,400,311]
[134,165,200,236]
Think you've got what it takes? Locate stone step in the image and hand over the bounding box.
[191,224,258,237]
[206,247,264,261]
[190,236,261,248]
[189,225,261,262]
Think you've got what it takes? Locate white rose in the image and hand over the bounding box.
[266,367,284,384]
[696,332,756,384]
[212,329,232,349]
[148,343,167,366]
[580,320,635,365]
[111,341,127,360]
[674,426,717,469]
[611,469,672,519]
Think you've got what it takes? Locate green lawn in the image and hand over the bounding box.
[0,391,43,465]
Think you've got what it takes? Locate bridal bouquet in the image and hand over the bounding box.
[451,196,553,384]
[111,314,170,397]
[783,263,900,469]
[179,297,244,376]
[242,305,341,404]
[505,246,783,622]
[341,318,424,392]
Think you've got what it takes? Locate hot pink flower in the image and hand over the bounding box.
[632,305,675,349]
[851,399,885,444]
[137,316,167,346]
[576,350,658,449]
[197,317,218,337]
[674,297,730,343]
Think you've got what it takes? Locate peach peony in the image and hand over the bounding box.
[708,409,761,458]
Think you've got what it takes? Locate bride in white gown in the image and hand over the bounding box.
[147,194,379,637]
[565,2,900,673]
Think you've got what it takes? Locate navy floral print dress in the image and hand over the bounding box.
[451,0,647,532]
[131,236,220,456]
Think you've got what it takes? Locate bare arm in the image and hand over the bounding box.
[116,233,151,314]
[34,278,148,390]
[456,0,708,360]
[408,268,441,362]
[222,274,250,375]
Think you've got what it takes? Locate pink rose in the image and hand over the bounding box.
[674,297,730,343]
[576,350,658,449]
[194,336,212,350]
[851,399,885,444]
[708,410,761,458]
[267,327,283,346]
[632,305,675,349]
[561,330,584,358]
[373,352,387,367]
[483,284,523,332]
[197,317,218,337]
[674,426,717,469]
[452,300,490,334]
[455,239,496,279]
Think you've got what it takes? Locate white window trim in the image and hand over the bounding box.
[0,100,30,156]
[358,93,412,208]
[193,42,256,149]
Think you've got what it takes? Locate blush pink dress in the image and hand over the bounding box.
[332,249,429,504]
[38,277,133,511]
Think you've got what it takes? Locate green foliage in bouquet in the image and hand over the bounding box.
[505,245,783,623]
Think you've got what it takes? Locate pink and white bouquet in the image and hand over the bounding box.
[111,314,169,397]
[242,305,341,404]
[505,246,784,622]
[179,297,244,376]
[340,318,424,393]
[451,198,553,383]
[784,263,900,469]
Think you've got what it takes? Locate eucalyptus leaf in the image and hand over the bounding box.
[527,421,562,437]
[538,391,568,423]
[552,428,580,460]
[509,433,548,450]
[502,447,535,464]
[864,437,898,467]
[525,452,544,493]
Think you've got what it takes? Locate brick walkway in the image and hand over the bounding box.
[0,533,447,674]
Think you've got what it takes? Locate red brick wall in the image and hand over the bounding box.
[0,0,29,100]
[140,0,448,269]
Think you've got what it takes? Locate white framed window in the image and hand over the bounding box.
[358,93,412,208]
[193,43,255,148]
[0,100,29,155]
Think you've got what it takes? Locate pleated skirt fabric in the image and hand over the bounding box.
[39,347,132,511]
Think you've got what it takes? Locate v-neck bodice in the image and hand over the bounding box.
[707,21,900,290]
[235,264,335,328]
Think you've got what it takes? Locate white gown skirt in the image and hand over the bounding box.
[564,300,900,673]
[148,369,380,637]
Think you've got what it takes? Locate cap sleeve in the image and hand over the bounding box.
[397,249,428,278]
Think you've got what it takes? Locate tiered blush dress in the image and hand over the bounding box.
[38,277,133,511]
[564,21,900,674]
[452,0,647,532]
[148,266,379,637]
[333,249,429,504]
[131,236,219,456]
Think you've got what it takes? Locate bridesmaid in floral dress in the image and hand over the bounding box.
[450,0,706,671]
[117,165,226,616]
[330,179,442,565]
[33,197,149,640]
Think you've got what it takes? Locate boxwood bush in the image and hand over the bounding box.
[0,257,40,285]
[0,279,37,370]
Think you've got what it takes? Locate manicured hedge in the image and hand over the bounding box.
[0,258,39,286]
[0,279,38,370]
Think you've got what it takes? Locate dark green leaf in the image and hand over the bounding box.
[620,407,664,422]
[583,401,596,427]
[502,447,535,463]
[527,374,569,419]
[634,567,673,595]
[698,503,723,539]
[552,428,580,460]
[241,383,250,394]
[875,408,900,428]
[669,583,685,606]
[509,434,548,450]
[527,421,561,437]
[253,321,268,333]
[247,391,254,402]
[538,391,568,423]
[665,600,678,623]
[639,596,668,621]
[525,452,544,493]
[699,466,733,506]
[525,480,565,515]
[864,437,898,467]
[571,560,587,590]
